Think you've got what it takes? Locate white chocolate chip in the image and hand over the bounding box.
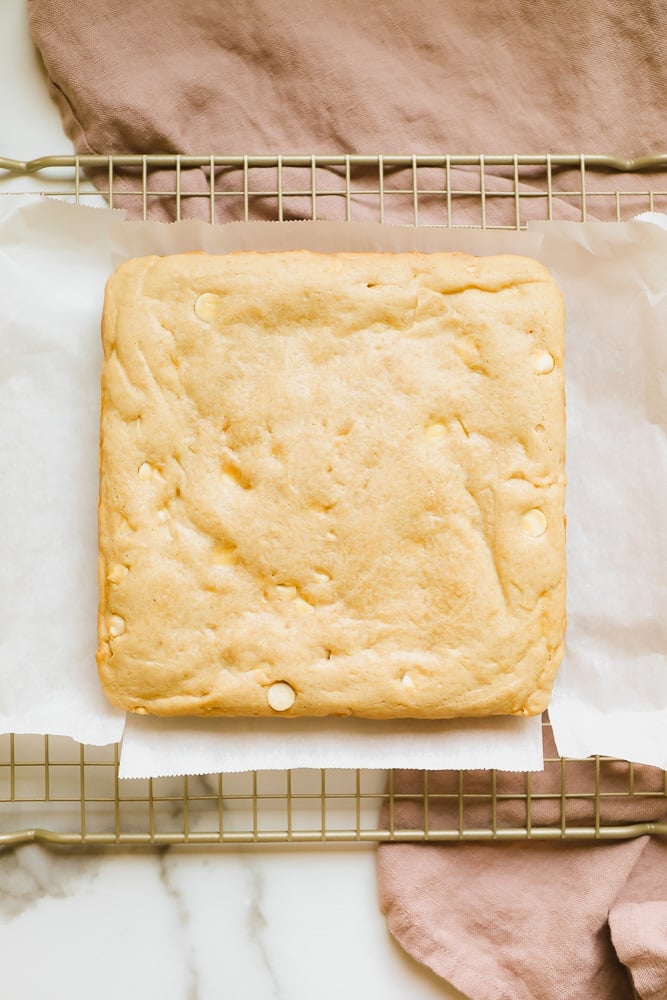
[222,463,248,488]
[267,681,296,712]
[293,595,314,616]
[194,292,220,321]
[211,545,238,567]
[109,614,126,637]
[156,509,169,523]
[107,564,129,584]
[401,672,415,688]
[276,584,313,614]
[522,508,548,537]
[535,352,555,375]
[425,422,447,439]
[313,570,331,583]
[138,462,152,479]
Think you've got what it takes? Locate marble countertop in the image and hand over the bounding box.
[0,4,463,998]
[2,841,459,1000]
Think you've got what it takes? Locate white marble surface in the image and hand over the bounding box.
[0,4,464,998]
[0,843,462,1000]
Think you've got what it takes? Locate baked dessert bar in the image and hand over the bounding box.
[97,251,565,718]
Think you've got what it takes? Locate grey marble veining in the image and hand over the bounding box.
[0,844,94,920]
[244,863,281,1000]
[157,848,200,1000]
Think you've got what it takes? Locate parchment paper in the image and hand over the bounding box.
[0,197,124,744]
[528,216,667,769]
[1,197,665,774]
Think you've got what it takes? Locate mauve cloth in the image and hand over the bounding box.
[28,0,667,223]
[378,729,667,999]
[27,2,667,996]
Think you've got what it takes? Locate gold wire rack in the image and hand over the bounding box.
[0,152,666,848]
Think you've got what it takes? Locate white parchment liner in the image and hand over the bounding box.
[530,216,667,770]
[1,197,665,774]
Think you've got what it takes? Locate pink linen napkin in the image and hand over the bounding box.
[378,728,667,1000]
[28,0,667,223]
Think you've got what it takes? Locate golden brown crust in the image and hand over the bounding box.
[97,251,565,718]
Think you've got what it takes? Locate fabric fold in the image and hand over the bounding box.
[378,730,667,1000]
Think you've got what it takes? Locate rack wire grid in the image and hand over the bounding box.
[0,153,666,848]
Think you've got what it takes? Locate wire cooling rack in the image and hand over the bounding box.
[0,152,666,848]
